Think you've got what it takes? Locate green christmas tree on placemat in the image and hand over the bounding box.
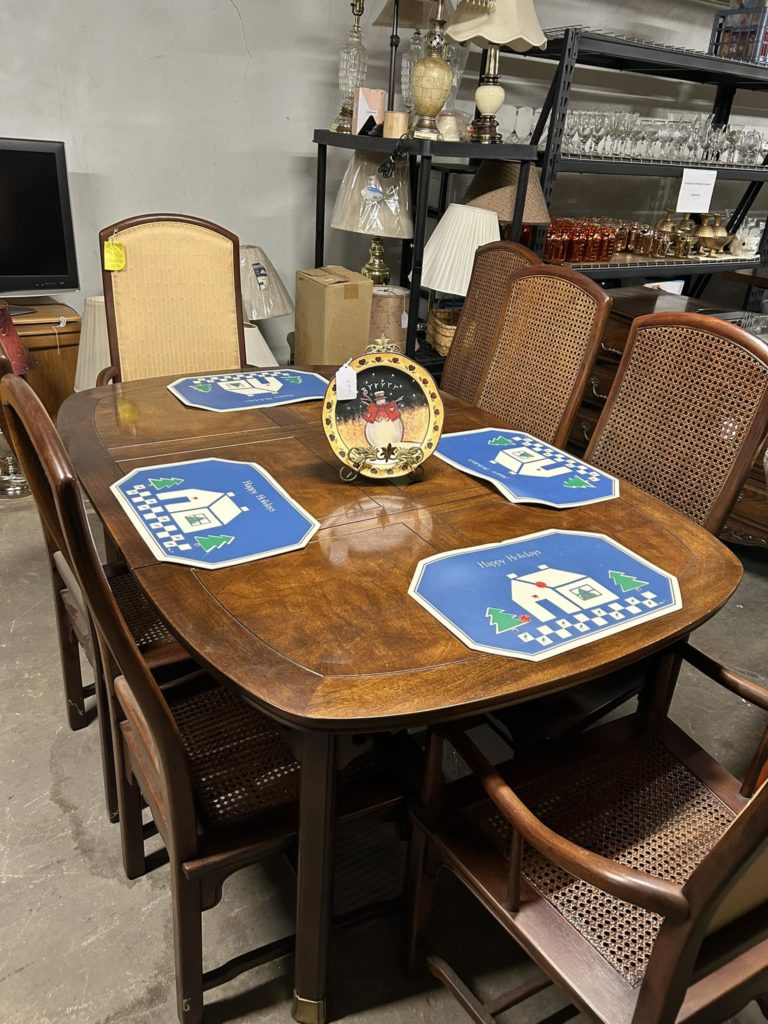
[283,374,303,384]
[149,477,184,490]
[488,436,517,447]
[563,474,594,489]
[192,383,213,393]
[195,535,235,553]
[609,570,648,593]
[486,607,532,634]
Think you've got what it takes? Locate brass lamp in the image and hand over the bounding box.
[446,0,546,144]
[408,0,454,140]
[331,151,414,284]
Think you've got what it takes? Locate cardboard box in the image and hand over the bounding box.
[352,87,386,134]
[294,266,373,366]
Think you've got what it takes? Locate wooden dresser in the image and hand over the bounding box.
[567,286,768,550]
[12,298,81,418]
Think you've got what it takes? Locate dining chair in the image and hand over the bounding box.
[503,312,768,745]
[441,241,542,405]
[99,213,247,383]
[406,641,768,1024]
[1,373,414,1024]
[0,358,188,821]
[473,265,612,448]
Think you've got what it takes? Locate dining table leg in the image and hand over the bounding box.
[292,731,339,1024]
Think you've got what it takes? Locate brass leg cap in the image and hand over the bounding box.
[291,993,326,1024]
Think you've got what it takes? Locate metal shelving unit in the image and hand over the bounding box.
[510,27,768,300]
[313,130,538,357]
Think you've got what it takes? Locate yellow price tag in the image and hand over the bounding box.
[103,240,126,271]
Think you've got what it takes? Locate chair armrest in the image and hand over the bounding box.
[679,643,768,712]
[96,366,118,386]
[444,726,690,922]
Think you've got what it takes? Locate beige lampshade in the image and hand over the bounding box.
[464,161,550,225]
[422,204,500,296]
[74,296,110,391]
[331,151,414,240]
[240,245,294,321]
[445,0,546,50]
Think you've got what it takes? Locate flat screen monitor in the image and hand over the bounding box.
[0,138,79,298]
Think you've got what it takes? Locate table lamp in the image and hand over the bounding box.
[445,0,546,143]
[463,160,550,225]
[408,0,454,140]
[375,0,431,108]
[239,246,293,366]
[331,151,414,285]
[331,0,369,134]
[422,203,500,296]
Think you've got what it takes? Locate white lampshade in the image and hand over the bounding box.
[445,0,546,50]
[240,245,294,322]
[75,296,110,391]
[421,204,500,296]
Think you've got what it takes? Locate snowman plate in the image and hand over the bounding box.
[322,353,444,480]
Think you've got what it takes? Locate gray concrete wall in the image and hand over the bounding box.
[0,0,761,348]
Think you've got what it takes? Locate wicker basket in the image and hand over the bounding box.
[426,307,462,356]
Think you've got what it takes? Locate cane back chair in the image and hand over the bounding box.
[407,644,768,1024]
[500,312,768,747]
[99,213,247,383]
[0,343,186,811]
[1,374,413,1024]
[441,242,542,404]
[473,265,612,449]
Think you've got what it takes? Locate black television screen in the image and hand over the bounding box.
[0,139,78,293]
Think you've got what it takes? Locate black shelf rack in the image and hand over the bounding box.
[313,130,538,357]
[512,27,768,302]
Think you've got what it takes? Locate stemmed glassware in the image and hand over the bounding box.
[560,109,768,166]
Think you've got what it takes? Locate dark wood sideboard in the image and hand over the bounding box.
[567,287,768,550]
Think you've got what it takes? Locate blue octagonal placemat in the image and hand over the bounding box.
[111,458,318,569]
[168,369,329,411]
[435,429,619,508]
[409,529,680,661]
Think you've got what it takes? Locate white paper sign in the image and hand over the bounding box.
[336,362,358,400]
[676,168,717,214]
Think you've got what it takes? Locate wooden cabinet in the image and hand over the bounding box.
[568,286,768,550]
[12,298,81,419]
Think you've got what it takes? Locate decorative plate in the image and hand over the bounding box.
[322,353,444,480]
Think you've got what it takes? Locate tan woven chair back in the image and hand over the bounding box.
[100,214,246,382]
[441,241,541,404]
[475,266,612,448]
[586,312,768,533]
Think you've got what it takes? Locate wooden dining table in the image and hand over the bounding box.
[59,367,743,1024]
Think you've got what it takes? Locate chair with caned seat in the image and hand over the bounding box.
[0,345,190,820]
[406,640,768,1024]
[0,373,416,1024]
[440,241,542,405]
[472,265,612,448]
[501,312,768,746]
[98,213,247,384]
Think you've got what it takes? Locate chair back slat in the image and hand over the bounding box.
[475,265,612,448]
[586,312,768,533]
[100,213,247,383]
[441,241,542,404]
[0,375,197,846]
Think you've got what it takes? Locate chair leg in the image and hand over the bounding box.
[116,762,146,879]
[403,827,435,976]
[170,864,204,1024]
[53,591,89,731]
[94,662,119,822]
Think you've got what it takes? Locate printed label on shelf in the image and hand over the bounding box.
[676,168,717,214]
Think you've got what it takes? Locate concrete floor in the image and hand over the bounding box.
[1,496,766,1024]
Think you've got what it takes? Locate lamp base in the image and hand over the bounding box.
[361,237,391,285]
[468,115,502,145]
[0,452,31,499]
[330,104,353,134]
[409,115,443,141]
